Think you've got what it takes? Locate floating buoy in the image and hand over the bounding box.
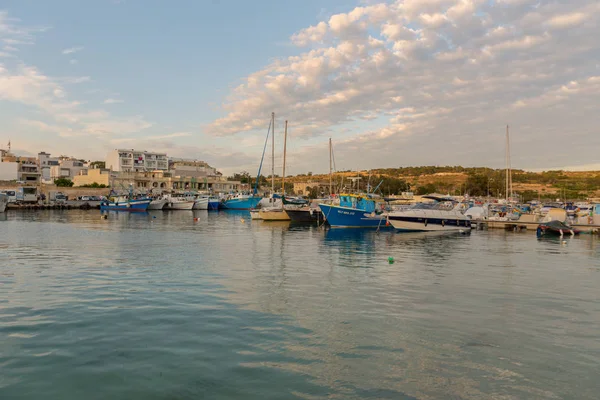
[153,216,157,219]
[388,256,395,264]
[193,217,199,222]
[101,215,108,220]
[240,218,245,223]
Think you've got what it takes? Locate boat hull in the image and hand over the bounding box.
[319,204,387,228]
[208,200,220,211]
[388,216,471,232]
[286,207,323,223]
[258,209,290,221]
[100,199,151,212]
[193,198,209,210]
[147,198,167,210]
[221,197,262,210]
[166,201,195,210]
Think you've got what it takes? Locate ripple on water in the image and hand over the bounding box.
[0,211,599,399]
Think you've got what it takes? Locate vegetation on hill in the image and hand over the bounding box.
[230,166,600,200]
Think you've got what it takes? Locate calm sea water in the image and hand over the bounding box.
[0,210,599,399]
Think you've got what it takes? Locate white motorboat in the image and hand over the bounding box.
[165,196,195,210]
[0,193,8,213]
[388,196,471,232]
[147,197,168,210]
[193,197,209,210]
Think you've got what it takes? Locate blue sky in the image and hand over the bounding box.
[2,0,600,174]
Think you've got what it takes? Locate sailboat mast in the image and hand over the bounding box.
[282,120,288,196]
[505,125,509,202]
[508,125,513,201]
[271,112,275,194]
[329,138,333,196]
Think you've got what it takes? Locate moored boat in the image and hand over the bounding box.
[319,194,388,228]
[285,206,324,223]
[193,197,209,210]
[147,197,168,210]
[387,196,471,232]
[221,194,262,210]
[207,196,220,210]
[536,220,580,237]
[165,196,195,210]
[100,196,151,212]
[258,208,290,221]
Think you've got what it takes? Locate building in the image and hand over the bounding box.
[110,170,242,193]
[38,152,60,183]
[51,157,86,180]
[106,149,168,173]
[73,168,111,187]
[1,150,40,184]
[169,159,219,179]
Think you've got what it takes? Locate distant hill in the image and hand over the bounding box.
[287,166,600,200]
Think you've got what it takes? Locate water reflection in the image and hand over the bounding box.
[0,211,599,399]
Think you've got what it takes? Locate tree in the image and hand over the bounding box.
[415,183,437,195]
[55,178,74,187]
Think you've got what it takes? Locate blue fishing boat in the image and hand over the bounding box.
[319,194,389,228]
[207,196,220,211]
[100,196,151,212]
[221,193,262,210]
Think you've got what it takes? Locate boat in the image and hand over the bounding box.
[282,196,309,206]
[207,196,220,211]
[318,193,388,228]
[147,197,168,210]
[536,220,580,237]
[221,193,262,210]
[193,197,209,210]
[286,206,324,223]
[100,196,151,212]
[165,196,195,210]
[0,193,8,213]
[258,208,290,221]
[387,196,471,232]
[260,118,292,221]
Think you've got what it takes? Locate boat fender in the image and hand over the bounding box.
[570,230,574,236]
[424,219,428,227]
[559,229,563,237]
[441,220,445,227]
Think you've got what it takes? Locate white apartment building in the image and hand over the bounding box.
[106,149,168,173]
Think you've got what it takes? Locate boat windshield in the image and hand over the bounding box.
[409,201,455,210]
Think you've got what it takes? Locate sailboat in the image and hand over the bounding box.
[259,119,291,221]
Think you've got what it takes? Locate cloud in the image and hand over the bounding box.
[103,98,124,104]
[206,0,600,172]
[62,46,84,55]
[63,76,91,84]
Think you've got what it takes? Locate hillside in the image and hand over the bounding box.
[286,167,600,200]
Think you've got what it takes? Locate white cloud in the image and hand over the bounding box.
[206,0,600,172]
[62,46,84,55]
[547,12,587,29]
[103,98,124,104]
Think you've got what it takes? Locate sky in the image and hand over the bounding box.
[1,0,600,176]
